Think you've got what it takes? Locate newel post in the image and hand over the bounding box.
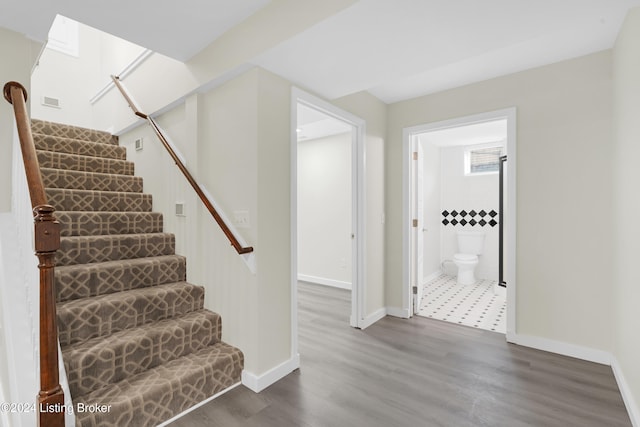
[34,205,65,427]
[5,81,66,426]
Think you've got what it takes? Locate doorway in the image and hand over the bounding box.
[290,88,367,360]
[403,108,517,338]
[297,104,353,291]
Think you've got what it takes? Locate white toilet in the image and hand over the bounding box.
[454,231,486,285]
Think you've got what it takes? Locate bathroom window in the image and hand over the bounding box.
[465,146,503,175]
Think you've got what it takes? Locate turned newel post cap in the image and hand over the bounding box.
[33,204,56,219]
[33,205,60,253]
[3,81,28,104]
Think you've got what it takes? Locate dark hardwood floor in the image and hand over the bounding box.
[169,282,631,427]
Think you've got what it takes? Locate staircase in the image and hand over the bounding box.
[32,119,244,426]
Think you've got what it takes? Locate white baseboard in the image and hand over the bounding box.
[507,332,611,365]
[360,307,386,330]
[298,274,351,290]
[422,270,441,286]
[386,306,411,319]
[612,356,640,427]
[156,382,241,427]
[242,353,300,393]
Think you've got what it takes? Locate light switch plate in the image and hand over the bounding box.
[234,210,250,228]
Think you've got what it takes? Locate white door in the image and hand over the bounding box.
[412,140,425,314]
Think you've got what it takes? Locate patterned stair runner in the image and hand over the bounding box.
[31,119,244,426]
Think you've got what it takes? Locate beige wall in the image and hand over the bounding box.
[387,50,614,351]
[118,68,391,374]
[332,91,387,316]
[119,68,292,376]
[0,28,42,212]
[612,6,640,416]
[256,69,292,372]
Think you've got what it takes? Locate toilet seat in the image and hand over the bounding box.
[454,253,478,262]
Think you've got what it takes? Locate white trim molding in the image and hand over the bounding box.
[421,270,441,287]
[508,333,638,426]
[507,333,611,365]
[386,306,411,319]
[90,49,154,105]
[612,357,640,427]
[360,308,387,330]
[156,382,242,427]
[242,354,300,393]
[298,274,351,290]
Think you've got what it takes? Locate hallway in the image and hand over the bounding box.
[169,282,631,427]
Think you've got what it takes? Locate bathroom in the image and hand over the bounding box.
[413,119,507,333]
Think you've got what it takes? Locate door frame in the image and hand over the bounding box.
[402,107,517,338]
[290,87,367,359]
[411,139,425,314]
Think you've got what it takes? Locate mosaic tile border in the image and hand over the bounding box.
[442,209,499,227]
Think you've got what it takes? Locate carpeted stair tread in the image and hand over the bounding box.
[55,255,186,302]
[58,232,175,266]
[63,309,222,398]
[56,211,163,237]
[41,168,143,193]
[37,150,134,175]
[45,188,152,212]
[33,120,243,424]
[33,133,126,160]
[32,119,118,145]
[57,281,204,347]
[74,343,243,427]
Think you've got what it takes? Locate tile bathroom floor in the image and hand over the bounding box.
[418,274,506,333]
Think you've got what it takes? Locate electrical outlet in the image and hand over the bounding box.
[234,210,250,228]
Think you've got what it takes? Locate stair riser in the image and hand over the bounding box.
[58,234,175,266]
[46,189,152,212]
[58,283,205,347]
[57,212,163,237]
[55,256,186,302]
[41,168,143,193]
[64,310,221,397]
[75,344,244,427]
[34,133,126,160]
[38,151,134,175]
[32,119,118,145]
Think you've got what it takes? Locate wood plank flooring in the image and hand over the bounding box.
[169,282,632,427]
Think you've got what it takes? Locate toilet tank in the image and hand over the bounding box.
[456,231,485,255]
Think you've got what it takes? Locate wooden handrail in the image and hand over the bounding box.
[4,82,65,427]
[111,76,254,255]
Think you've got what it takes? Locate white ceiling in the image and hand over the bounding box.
[254,0,640,103]
[2,0,640,103]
